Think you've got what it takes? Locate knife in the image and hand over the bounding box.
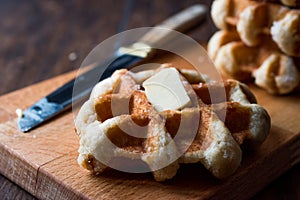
[17,4,207,132]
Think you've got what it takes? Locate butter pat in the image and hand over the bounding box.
[143,68,191,112]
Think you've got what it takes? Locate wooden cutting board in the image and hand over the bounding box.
[0,52,299,200]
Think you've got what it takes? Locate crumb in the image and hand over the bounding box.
[68,52,77,61]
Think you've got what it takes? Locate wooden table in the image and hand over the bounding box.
[0,0,299,199]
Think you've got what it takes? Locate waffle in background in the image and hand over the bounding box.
[209,0,300,94]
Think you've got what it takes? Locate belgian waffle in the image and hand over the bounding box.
[211,0,300,57]
[75,66,270,181]
[208,30,300,94]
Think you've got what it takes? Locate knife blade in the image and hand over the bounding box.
[18,4,207,132]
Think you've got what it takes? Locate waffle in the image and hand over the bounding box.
[251,0,300,7]
[208,30,300,94]
[75,66,270,181]
[211,0,300,57]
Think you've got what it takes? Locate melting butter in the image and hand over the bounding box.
[143,68,190,112]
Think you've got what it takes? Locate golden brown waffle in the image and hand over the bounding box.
[251,0,300,7]
[208,30,300,94]
[211,0,300,57]
[75,66,270,181]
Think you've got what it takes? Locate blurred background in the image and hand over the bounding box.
[0,0,216,95]
[0,0,298,199]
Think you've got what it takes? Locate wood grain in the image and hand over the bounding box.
[0,174,35,200]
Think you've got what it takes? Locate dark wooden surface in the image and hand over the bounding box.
[0,0,299,199]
